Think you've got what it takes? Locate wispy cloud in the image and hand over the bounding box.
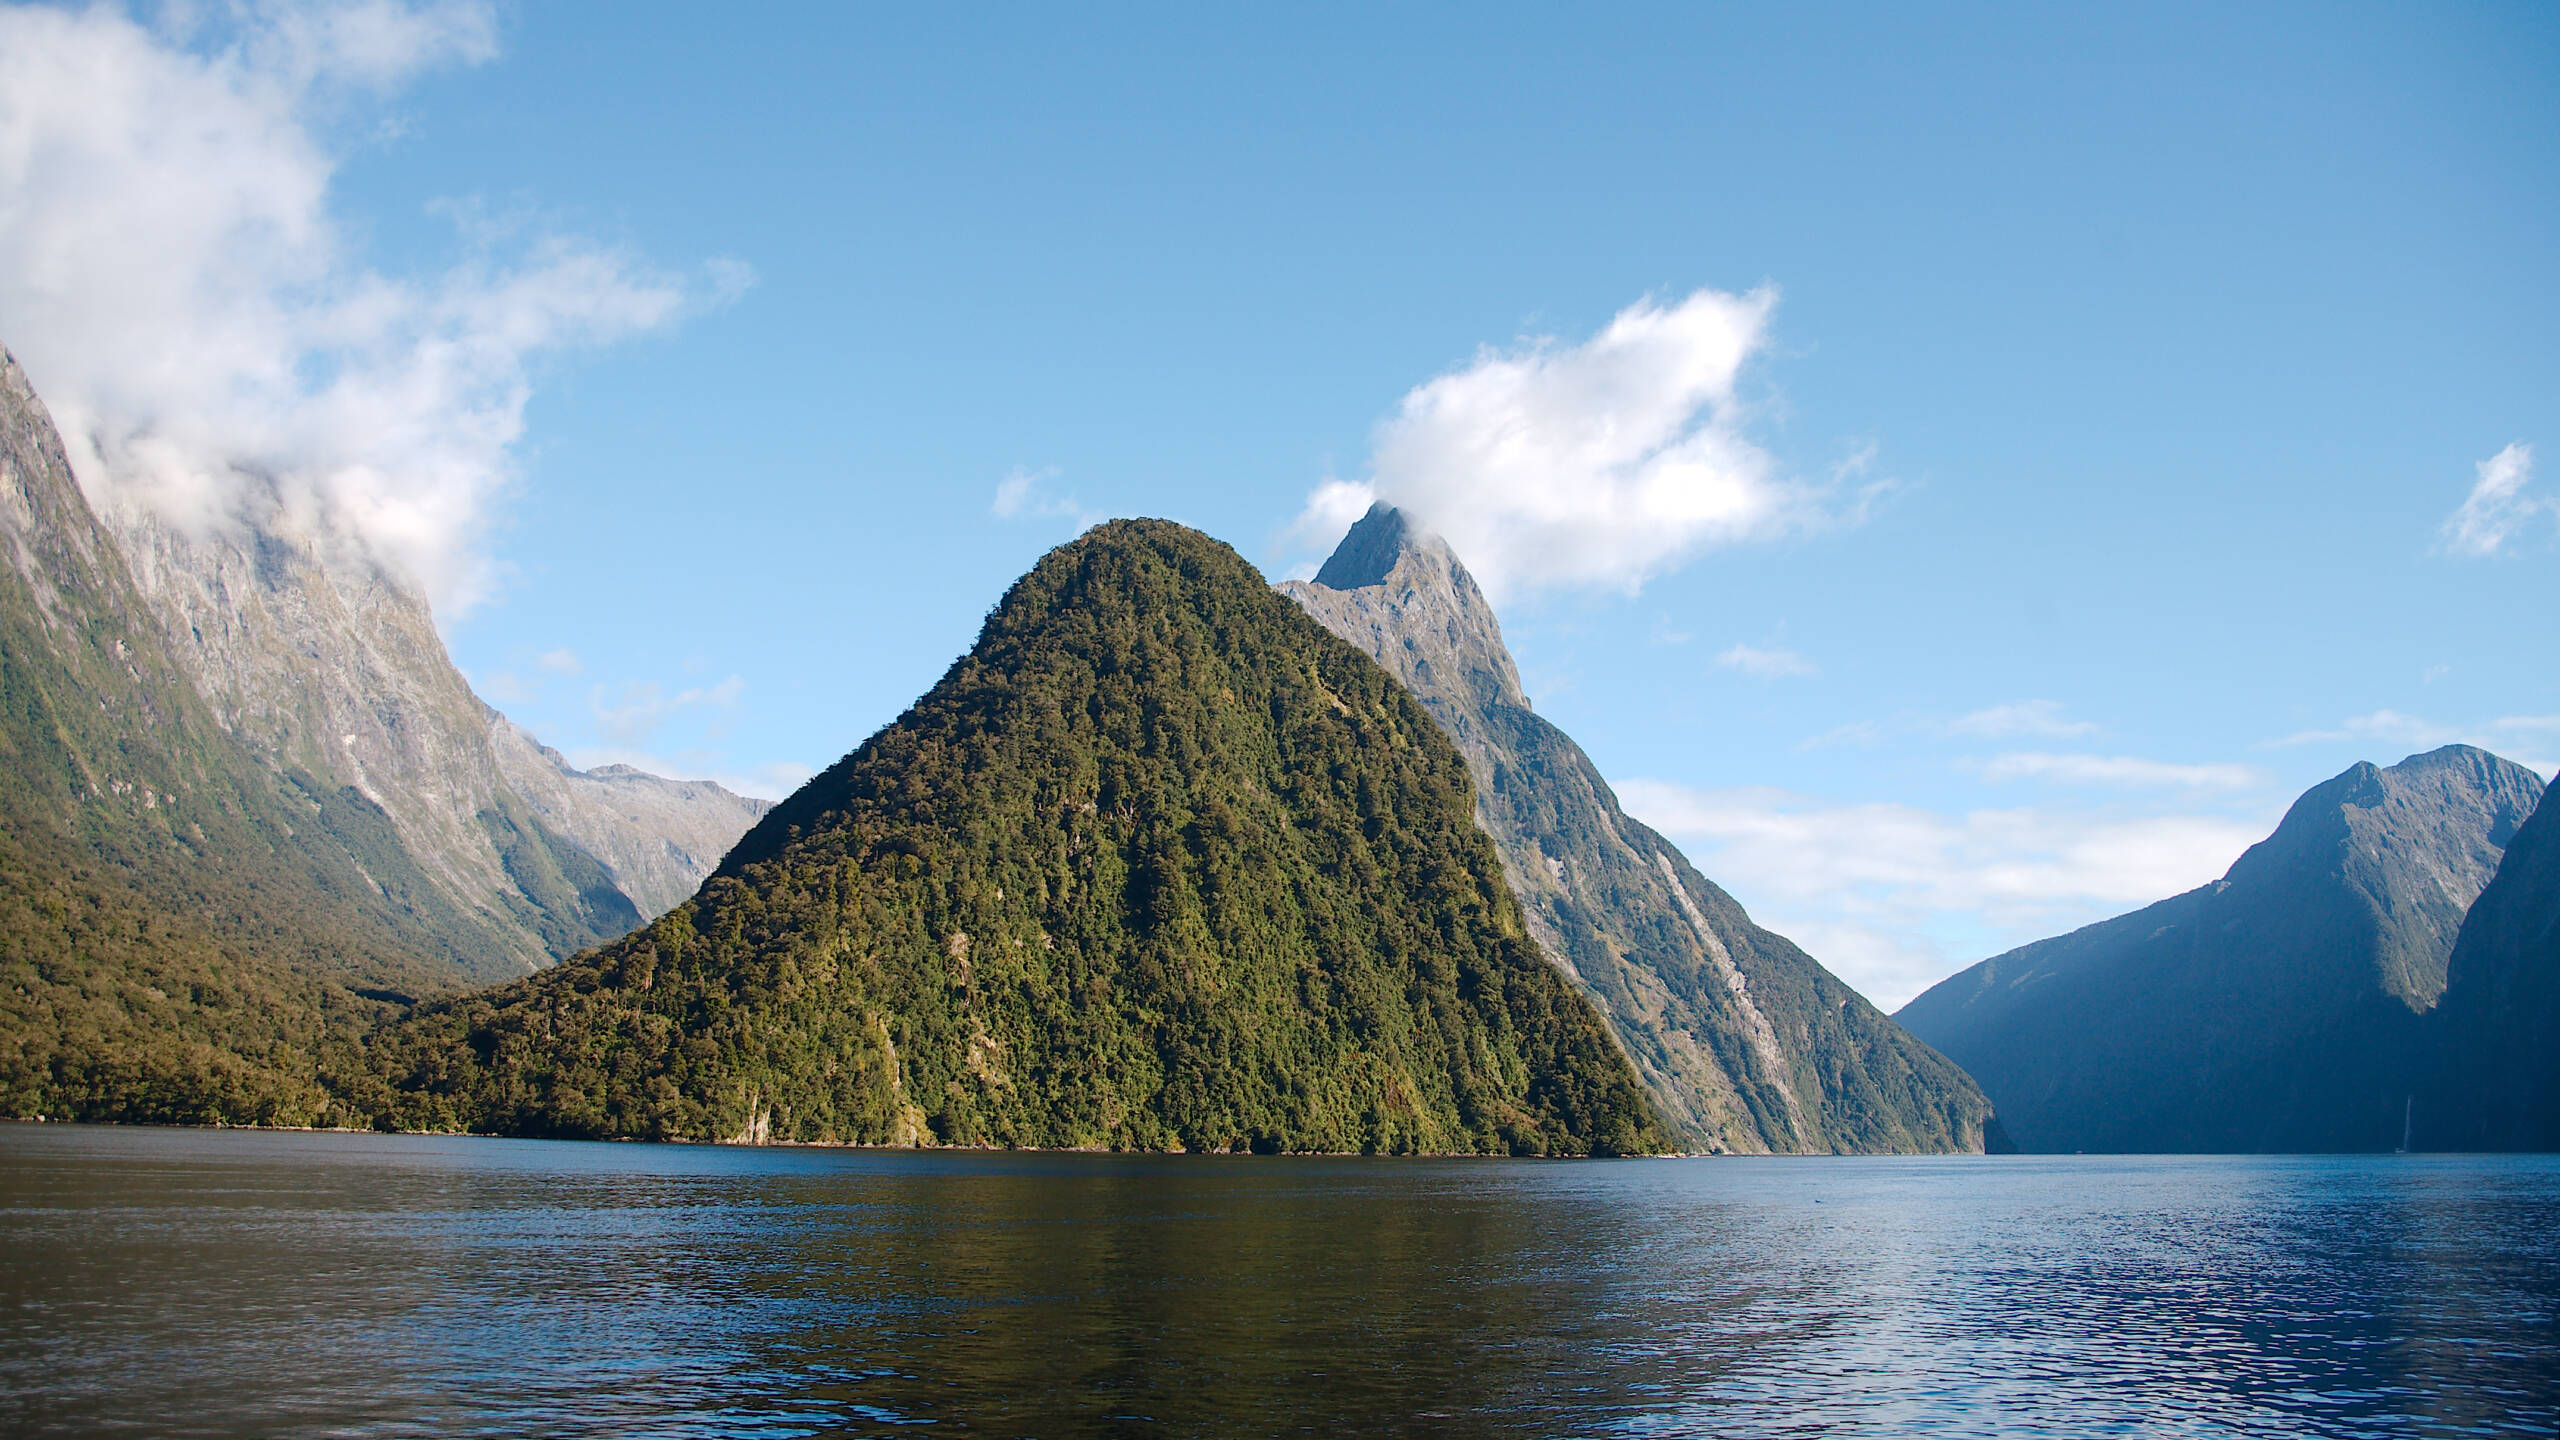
[534,647,584,676]
[1287,288,1888,601]
[1973,752,2264,790]
[1716,642,1818,679]
[590,674,746,748]
[1615,779,2268,1008]
[2268,709,2556,776]
[1797,718,1892,751]
[1799,700,2099,751]
[2441,442,2552,558]
[0,1,738,618]
[991,465,1099,527]
[1950,701,2099,739]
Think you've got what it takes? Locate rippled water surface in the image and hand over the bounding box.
[2,1126,2555,1437]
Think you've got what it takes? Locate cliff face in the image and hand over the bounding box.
[363,521,1666,1155]
[1281,504,1994,1154]
[2420,781,2559,1151]
[81,411,767,982]
[1898,746,2546,1153]
[0,345,464,1122]
[0,337,776,1115]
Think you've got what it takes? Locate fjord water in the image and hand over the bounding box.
[2,1126,2553,1438]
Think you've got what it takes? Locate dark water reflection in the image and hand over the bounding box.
[1,1126,2554,1437]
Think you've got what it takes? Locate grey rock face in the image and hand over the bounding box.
[1897,745,2545,1153]
[1282,503,1995,1154]
[14,341,767,983]
[485,721,770,921]
[0,344,463,986]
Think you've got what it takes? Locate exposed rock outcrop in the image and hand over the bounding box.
[1282,503,1994,1154]
[85,424,767,981]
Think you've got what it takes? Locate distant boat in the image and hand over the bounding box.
[2396,1095,2413,1155]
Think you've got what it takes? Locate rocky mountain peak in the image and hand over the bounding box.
[1281,502,1526,717]
[1311,502,1420,589]
[2232,744,2543,1009]
[1898,742,2547,1152]
[1279,502,1997,1154]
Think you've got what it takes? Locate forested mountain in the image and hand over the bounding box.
[100,448,766,977]
[2419,779,2559,1150]
[1897,746,2545,1153]
[0,342,765,1123]
[1281,504,1995,1154]
[0,346,457,1123]
[357,520,1665,1155]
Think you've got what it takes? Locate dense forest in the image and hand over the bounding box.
[10,340,1661,1152]
[355,522,1662,1154]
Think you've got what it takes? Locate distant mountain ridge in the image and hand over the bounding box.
[1898,745,2545,1153]
[358,520,1664,1154]
[1281,503,1996,1154]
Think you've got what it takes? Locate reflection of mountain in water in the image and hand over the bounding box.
[7,1128,2554,1435]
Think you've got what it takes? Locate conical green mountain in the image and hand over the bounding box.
[360,520,1665,1155]
[1897,745,2545,1153]
[1281,504,1996,1154]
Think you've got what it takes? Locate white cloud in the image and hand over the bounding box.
[2441,442,2551,558]
[1974,752,2264,790]
[534,646,584,676]
[2269,709,2555,777]
[0,1,729,618]
[1716,642,1817,679]
[1290,287,1872,601]
[1615,778,2269,1008]
[590,674,746,748]
[1287,477,1377,552]
[2271,708,2445,748]
[1797,718,1891,751]
[1799,700,2097,750]
[991,465,1098,527]
[1949,700,2099,739]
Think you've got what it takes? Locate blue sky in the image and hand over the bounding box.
[2,2,2554,1005]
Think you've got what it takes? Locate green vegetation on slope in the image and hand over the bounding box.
[0,831,410,1126]
[0,350,464,1123]
[360,521,1665,1154]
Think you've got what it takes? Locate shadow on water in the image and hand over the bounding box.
[0,1125,2554,1438]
